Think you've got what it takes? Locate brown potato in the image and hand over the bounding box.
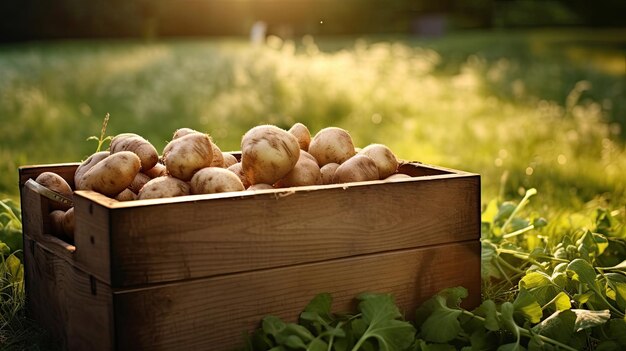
[288,122,311,151]
[190,167,245,194]
[210,143,225,168]
[227,162,251,189]
[49,210,66,238]
[358,144,399,179]
[320,163,340,185]
[115,188,138,201]
[143,163,167,178]
[384,173,411,181]
[35,172,73,211]
[62,207,75,240]
[222,153,238,168]
[247,183,274,190]
[110,133,159,171]
[172,127,199,139]
[163,132,213,181]
[308,127,356,166]
[138,176,191,200]
[78,151,141,197]
[241,125,300,185]
[128,172,151,194]
[275,154,322,188]
[332,154,379,184]
[74,151,110,189]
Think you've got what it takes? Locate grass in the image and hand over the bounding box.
[0,27,625,349]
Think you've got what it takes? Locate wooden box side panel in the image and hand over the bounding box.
[110,175,480,287]
[113,240,481,350]
[24,235,114,351]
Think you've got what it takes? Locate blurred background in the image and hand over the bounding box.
[0,0,625,209]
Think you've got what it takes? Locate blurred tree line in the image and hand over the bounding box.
[1,0,624,42]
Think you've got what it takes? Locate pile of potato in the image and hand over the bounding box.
[36,123,409,241]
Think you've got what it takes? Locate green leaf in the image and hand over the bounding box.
[567,259,598,287]
[355,293,416,351]
[307,338,328,351]
[0,242,10,256]
[606,319,626,346]
[499,303,519,338]
[513,289,543,324]
[474,299,500,331]
[531,310,576,345]
[419,296,463,343]
[481,198,500,225]
[553,292,572,311]
[481,241,502,280]
[519,272,552,289]
[497,343,526,351]
[263,316,287,338]
[571,309,610,331]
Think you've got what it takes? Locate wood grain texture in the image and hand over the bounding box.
[19,163,79,189]
[114,240,481,351]
[107,174,479,286]
[24,235,114,351]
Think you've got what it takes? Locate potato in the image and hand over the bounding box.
[275,154,322,188]
[210,143,225,167]
[172,127,198,139]
[358,144,399,179]
[190,167,245,194]
[384,173,411,181]
[163,132,213,181]
[78,151,141,197]
[299,150,317,164]
[74,151,109,189]
[247,183,274,190]
[320,163,340,185]
[222,153,238,168]
[288,122,311,151]
[138,176,191,200]
[62,207,75,240]
[308,127,356,166]
[115,188,137,201]
[35,172,73,211]
[128,172,151,194]
[332,154,379,184]
[49,210,66,238]
[143,162,167,178]
[227,162,251,188]
[241,125,300,185]
[110,133,159,171]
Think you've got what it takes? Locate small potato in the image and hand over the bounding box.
[163,132,213,181]
[320,163,340,185]
[247,183,274,190]
[128,172,151,193]
[143,163,167,178]
[358,144,399,179]
[172,127,199,139]
[49,210,66,238]
[332,155,379,184]
[299,150,317,164]
[115,188,137,201]
[288,122,311,151]
[110,133,159,171]
[62,207,75,240]
[227,162,251,188]
[78,151,141,197]
[308,127,356,166]
[241,125,300,185]
[35,172,73,211]
[384,173,411,181]
[275,154,322,188]
[138,176,191,200]
[210,143,225,168]
[222,153,238,168]
[190,167,245,194]
[74,151,109,189]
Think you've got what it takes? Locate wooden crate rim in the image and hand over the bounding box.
[19,160,479,210]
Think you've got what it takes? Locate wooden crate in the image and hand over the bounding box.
[19,160,481,351]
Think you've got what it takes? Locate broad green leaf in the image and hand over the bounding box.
[553,292,572,311]
[567,259,598,287]
[599,260,626,272]
[499,302,519,338]
[0,242,9,255]
[303,293,332,315]
[419,295,463,343]
[481,198,499,225]
[513,288,542,324]
[469,328,499,351]
[263,316,287,337]
[282,335,307,349]
[356,294,416,351]
[531,310,576,345]
[495,202,516,224]
[572,291,594,305]
[481,241,501,280]
[497,343,526,351]
[571,309,610,331]
[307,338,328,351]
[474,299,499,331]
[300,293,334,334]
[519,272,552,290]
[606,319,626,346]
[532,217,548,229]
[595,341,622,351]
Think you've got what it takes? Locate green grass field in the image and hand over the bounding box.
[1,29,625,210]
[1,27,626,350]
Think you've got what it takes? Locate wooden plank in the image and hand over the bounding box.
[24,235,114,351]
[19,163,79,188]
[106,174,479,286]
[113,240,481,351]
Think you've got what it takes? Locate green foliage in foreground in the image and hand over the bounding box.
[239,189,626,351]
